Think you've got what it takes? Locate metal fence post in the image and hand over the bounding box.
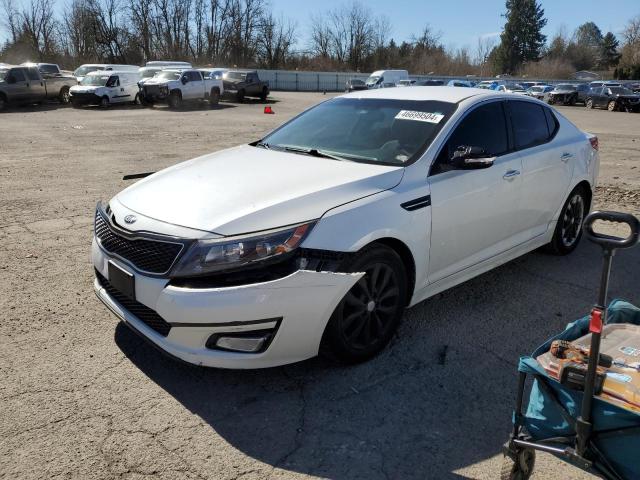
[275,71,278,91]
[317,73,320,92]
[296,73,299,91]
[336,74,339,91]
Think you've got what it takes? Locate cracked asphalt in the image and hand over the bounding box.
[1,93,639,479]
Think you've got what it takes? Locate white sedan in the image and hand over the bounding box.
[92,87,599,368]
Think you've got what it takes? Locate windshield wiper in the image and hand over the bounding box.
[252,141,270,149]
[281,145,351,162]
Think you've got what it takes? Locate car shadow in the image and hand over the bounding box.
[222,97,282,105]
[114,240,640,479]
[147,103,237,112]
[0,101,69,113]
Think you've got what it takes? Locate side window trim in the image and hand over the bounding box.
[428,99,510,177]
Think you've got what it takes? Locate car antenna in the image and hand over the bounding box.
[122,172,155,180]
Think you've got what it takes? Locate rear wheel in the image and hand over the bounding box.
[0,94,7,111]
[260,87,268,101]
[545,186,587,255]
[607,100,616,111]
[500,449,535,480]
[586,98,593,109]
[59,87,70,104]
[321,244,407,364]
[100,96,109,108]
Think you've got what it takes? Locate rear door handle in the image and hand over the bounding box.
[561,152,573,162]
[503,170,521,180]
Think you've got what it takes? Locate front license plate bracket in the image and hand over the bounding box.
[108,261,135,300]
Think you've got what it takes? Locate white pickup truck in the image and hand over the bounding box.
[139,69,223,108]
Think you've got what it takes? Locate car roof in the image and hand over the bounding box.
[341,86,500,103]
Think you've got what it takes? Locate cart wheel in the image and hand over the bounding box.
[500,449,536,480]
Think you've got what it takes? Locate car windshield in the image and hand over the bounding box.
[555,84,575,91]
[609,87,633,95]
[80,74,110,86]
[74,66,104,76]
[156,71,181,80]
[260,97,457,165]
[366,75,381,86]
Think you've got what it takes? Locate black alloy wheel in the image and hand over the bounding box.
[321,244,407,363]
[546,186,587,255]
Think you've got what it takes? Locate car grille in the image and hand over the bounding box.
[94,210,184,274]
[96,270,172,336]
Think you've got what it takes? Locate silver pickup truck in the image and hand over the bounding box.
[0,64,76,111]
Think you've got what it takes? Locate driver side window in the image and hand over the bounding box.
[432,101,509,175]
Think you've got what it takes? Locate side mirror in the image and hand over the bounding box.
[450,145,495,169]
[181,76,188,85]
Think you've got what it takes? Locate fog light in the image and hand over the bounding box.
[206,330,275,353]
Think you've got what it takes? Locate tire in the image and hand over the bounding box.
[0,94,7,111]
[586,99,593,109]
[608,100,616,112]
[100,96,109,108]
[236,89,245,103]
[260,87,268,101]
[132,93,141,105]
[545,185,588,255]
[59,87,70,105]
[569,95,576,106]
[547,97,555,105]
[321,244,408,364]
[209,88,220,107]
[500,449,535,480]
[168,91,182,109]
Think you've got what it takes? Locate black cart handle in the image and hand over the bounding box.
[583,210,640,250]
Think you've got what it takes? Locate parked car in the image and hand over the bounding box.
[73,64,139,83]
[414,80,444,86]
[0,64,76,110]
[588,81,622,90]
[345,78,369,91]
[586,86,640,112]
[547,84,589,105]
[140,68,222,108]
[525,85,554,100]
[92,87,599,369]
[69,71,141,108]
[519,81,546,90]
[496,83,526,94]
[474,80,506,90]
[623,82,640,93]
[222,70,269,102]
[447,80,474,87]
[199,67,228,80]
[365,70,409,88]
[397,79,416,87]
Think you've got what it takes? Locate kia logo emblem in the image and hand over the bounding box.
[124,215,137,224]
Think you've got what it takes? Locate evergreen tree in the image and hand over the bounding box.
[600,32,621,69]
[495,0,547,73]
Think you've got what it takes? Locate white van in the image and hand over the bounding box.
[365,70,409,88]
[69,71,141,108]
[73,64,139,82]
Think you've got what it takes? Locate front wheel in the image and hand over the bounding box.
[168,92,182,109]
[586,99,593,109]
[260,87,268,101]
[100,96,109,108]
[0,95,7,111]
[321,244,408,364]
[500,449,535,480]
[236,89,245,103]
[59,87,70,104]
[545,186,588,255]
[209,89,220,106]
[608,100,616,112]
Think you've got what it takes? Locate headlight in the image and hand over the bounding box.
[171,222,315,277]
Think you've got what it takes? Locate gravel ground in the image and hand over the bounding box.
[1,93,639,480]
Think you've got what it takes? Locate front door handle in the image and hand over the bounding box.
[503,170,521,180]
[561,152,573,162]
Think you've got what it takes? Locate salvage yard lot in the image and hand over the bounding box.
[1,92,639,479]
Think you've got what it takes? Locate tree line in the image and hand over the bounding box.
[1,0,639,79]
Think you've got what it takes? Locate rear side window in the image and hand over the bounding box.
[543,108,559,137]
[187,71,201,81]
[509,101,550,150]
[446,101,509,157]
[39,64,58,74]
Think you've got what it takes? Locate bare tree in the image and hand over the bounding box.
[20,0,58,59]
[1,0,20,43]
[256,12,295,69]
[476,35,497,75]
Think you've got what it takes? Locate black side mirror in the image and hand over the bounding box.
[181,76,188,85]
[450,145,494,169]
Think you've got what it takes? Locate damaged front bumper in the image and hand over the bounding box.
[92,239,363,368]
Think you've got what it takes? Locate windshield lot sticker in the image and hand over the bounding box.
[395,110,444,123]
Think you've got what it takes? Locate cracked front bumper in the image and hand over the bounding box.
[92,239,362,368]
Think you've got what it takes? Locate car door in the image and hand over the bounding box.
[428,100,524,283]
[105,75,122,102]
[7,68,30,101]
[26,67,46,99]
[593,87,606,108]
[507,100,573,239]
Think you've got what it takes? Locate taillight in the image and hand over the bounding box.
[589,136,599,151]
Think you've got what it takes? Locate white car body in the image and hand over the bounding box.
[70,71,141,106]
[138,62,194,86]
[139,68,222,104]
[366,70,409,88]
[93,87,599,369]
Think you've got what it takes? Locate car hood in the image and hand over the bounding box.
[115,145,404,236]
